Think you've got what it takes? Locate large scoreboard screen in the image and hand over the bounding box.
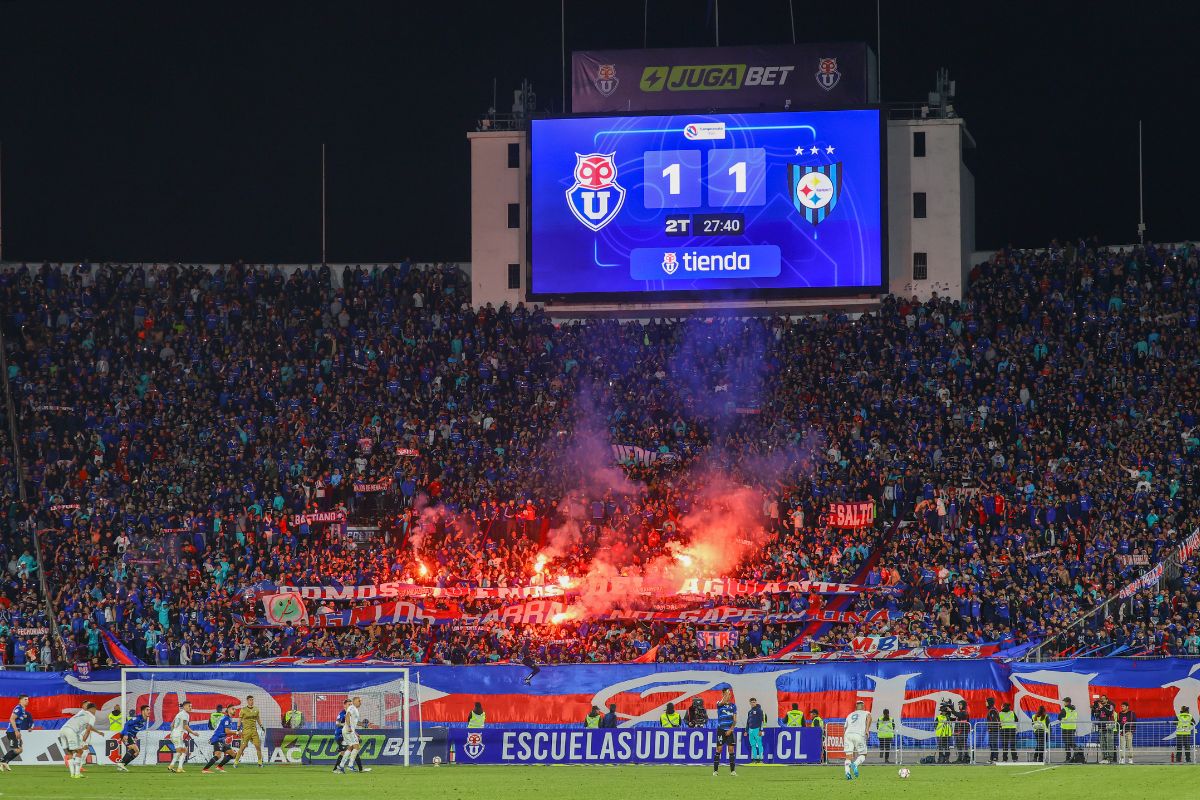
[528,109,885,302]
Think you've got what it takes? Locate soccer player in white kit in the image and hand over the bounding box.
[58,701,102,779]
[167,700,195,774]
[335,697,362,774]
[843,700,871,780]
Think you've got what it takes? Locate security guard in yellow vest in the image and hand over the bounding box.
[1059,698,1079,763]
[660,702,681,728]
[998,703,1018,762]
[208,705,223,731]
[784,704,805,727]
[585,706,602,728]
[467,702,486,729]
[935,702,953,763]
[108,708,124,732]
[1176,706,1194,763]
[283,706,304,728]
[876,709,895,763]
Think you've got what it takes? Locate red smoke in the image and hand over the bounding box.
[547,426,827,620]
[538,460,790,620]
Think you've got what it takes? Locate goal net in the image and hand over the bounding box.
[115,667,419,767]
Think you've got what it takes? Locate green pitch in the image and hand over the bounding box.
[0,764,1195,800]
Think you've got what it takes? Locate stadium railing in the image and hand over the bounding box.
[895,721,972,766]
[827,720,972,766]
[822,720,1197,766]
[971,721,1124,765]
[1120,723,1196,765]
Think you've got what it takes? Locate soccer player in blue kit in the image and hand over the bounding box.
[332,700,348,772]
[202,705,236,773]
[115,705,150,771]
[2,693,33,771]
[713,688,738,776]
[1,693,33,771]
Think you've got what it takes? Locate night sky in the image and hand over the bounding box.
[0,1,1195,264]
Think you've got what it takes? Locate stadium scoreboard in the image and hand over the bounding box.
[529,109,885,302]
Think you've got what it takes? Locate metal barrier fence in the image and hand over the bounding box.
[825,721,972,766]
[897,721,973,765]
[1118,722,1196,765]
[967,722,1196,765]
[971,721,1117,765]
[821,720,1198,766]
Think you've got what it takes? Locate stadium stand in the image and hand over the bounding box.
[1,240,1198,670]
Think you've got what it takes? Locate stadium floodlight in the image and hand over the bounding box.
[115,666,414,767]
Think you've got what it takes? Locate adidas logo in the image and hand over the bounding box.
[36,742,67,763]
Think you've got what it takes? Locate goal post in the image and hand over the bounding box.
[117,666,413,767]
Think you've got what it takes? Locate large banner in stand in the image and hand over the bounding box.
[233,599,899,629]
[8,658,1200,739]
[251,577,875,602]
[451,726,821,765]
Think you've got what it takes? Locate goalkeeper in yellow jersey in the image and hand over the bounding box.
[232,696,266,767]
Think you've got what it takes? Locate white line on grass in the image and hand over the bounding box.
[1013,765,1059,775]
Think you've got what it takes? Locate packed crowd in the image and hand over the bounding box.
[0,417,55,670]
[0,239,1197,669]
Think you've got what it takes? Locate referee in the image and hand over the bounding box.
[712,688,737,777]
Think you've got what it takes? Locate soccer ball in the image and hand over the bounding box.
[898,768,911,778]
[432,756,442,767]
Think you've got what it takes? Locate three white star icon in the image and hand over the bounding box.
[794,144,837,156]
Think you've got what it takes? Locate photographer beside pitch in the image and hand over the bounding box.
[1092,694,1117,764]
[686,697,708,729]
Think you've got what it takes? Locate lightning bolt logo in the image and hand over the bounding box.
[639,67,666,92]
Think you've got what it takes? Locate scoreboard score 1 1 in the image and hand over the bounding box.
[528,109,885,302]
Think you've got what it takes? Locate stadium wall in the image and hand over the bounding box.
[4,658,1199,734]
